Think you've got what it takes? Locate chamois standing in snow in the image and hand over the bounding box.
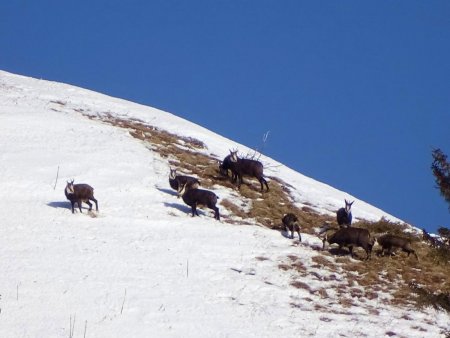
[64,180,98,214]
[282,213,301,241]
[336,199,354,227]
[169,168,200,191]
[376,234,418,260]
[323,227,374,260]
[177,182,220,220]
[219,150,269,192]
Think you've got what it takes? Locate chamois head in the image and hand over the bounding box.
[65,180,75,194]
[230,150,239,163]
[169,168,177,180]
[344,199,354,213]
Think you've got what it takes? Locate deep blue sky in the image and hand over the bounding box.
[1,1,449,233]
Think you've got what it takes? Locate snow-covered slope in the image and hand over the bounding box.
[0,71,447,337]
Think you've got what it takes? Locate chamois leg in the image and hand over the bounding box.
[365,247,371,260]
[259,177,269,192]
[70,201,75,214]
[287,227,293,239]
[213,206,220,220]
[404,248,418,260]
[77,200,83,213]
[236,174,243,189]
[387,247,395,257]
[85,200,93,211]
[191,204,200,217]
[90,197,98,211]
[348,245,354,258]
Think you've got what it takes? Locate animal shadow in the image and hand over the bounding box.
[47,201,71,210]
[328,247,351,257]
[280,229,293,239]
[157,187,178,196]
[163,202,208,217]
[47,201,91,212]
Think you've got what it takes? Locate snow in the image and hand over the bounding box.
[0,70,448,337]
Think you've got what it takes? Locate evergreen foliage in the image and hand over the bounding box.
[431,148,450,210]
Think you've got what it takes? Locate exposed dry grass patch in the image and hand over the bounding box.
[278,264,292,271]
[82,111,450,314]
[338,296,355,308]
[349,287,365,299]
[311,255,336,270]
[292,262,307,274]
[318,288,330,299]
[87,112,337,235]
[286,254,298,261]
[354,217,410,236]
[219,199,248,219]
[291,280,313,292]
[367,307,380,315]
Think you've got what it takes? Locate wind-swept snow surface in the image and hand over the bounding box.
[0,71,447,337]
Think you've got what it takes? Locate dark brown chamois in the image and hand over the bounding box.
[218,155,238,182]
[336,199,353,227]
[64,180,98,214]
[323,227,374,260]
[169,168,200,191]
[422,228,443,248]
[282,213,301,241]
[376,234,418,260]
[177,182,220,220]
[219,150,269,192]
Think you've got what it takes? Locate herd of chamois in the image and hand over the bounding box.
[64,149,419,261]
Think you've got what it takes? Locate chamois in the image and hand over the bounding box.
[219,150,269,192]
[64,180,98,214]
[377,234,418,260]
[218,156,237,182]
[282,213,301,241]
[336,199,353,227]
[323,227,374,260]
[422,228,442,248]
[177,182,220,220]
[169,168,200,191]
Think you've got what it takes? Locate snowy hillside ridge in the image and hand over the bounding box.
[1,70,448,338]
[0,70,404,224]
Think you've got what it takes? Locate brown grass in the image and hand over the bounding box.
[82,111,450,314]
[88,111,335,232]
[291,280,313,292]
[220,198,248,219]
[311,255,336,270]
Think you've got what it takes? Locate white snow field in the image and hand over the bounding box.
[0,70,448,337]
